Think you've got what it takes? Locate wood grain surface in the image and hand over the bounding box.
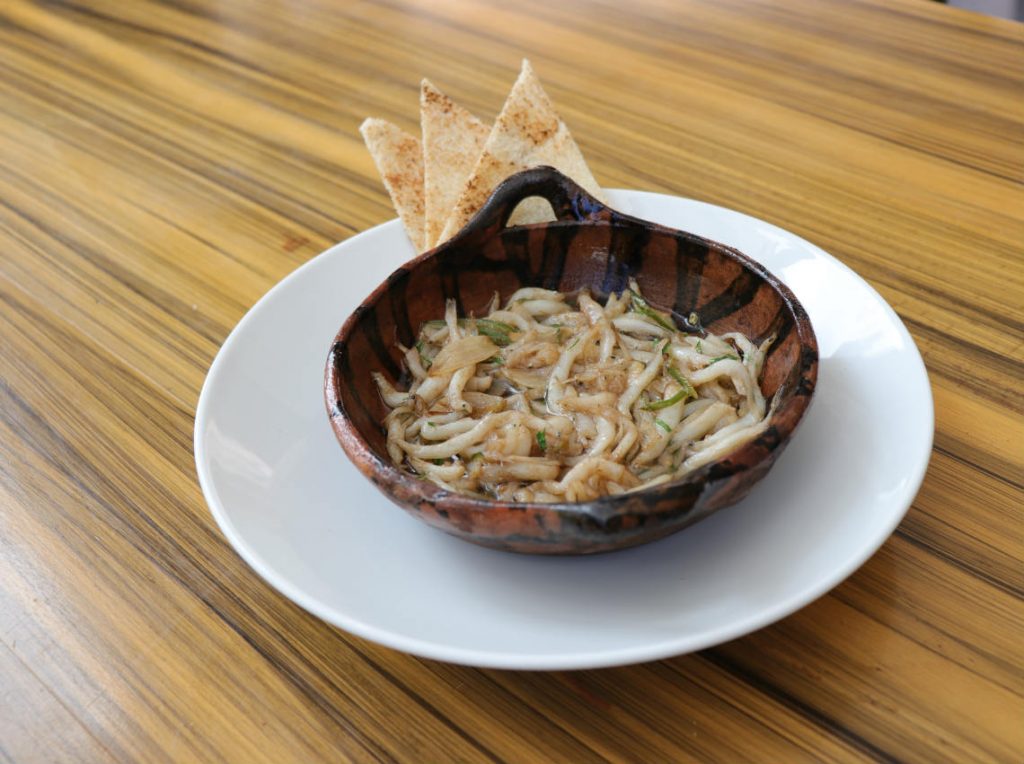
[0,0,1021,761]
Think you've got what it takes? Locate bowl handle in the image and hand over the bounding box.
[459,166,614,237]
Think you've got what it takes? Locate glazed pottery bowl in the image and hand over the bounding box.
[325,167,818,554]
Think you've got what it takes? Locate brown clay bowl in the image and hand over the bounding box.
[325,167,818,554]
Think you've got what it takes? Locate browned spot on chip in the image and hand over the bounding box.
[438,59,605,242]
[360,117,426,251]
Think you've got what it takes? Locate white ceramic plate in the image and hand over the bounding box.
[194,190,932,670]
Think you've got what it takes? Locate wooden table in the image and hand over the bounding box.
[1,0,1021,761]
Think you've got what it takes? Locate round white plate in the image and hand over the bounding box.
[194,190,933,670]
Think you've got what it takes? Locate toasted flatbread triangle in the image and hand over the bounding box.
[438,60,605,243]
[421,80,490,250]
[360,118,426,251]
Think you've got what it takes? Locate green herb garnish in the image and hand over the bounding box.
[536,430,547,451]
[475,318,514,347]
[426,421,437,428]
[415,339,432,368]
[666,365,697,400]
[695,340,703,353]
[478,318,515,332]
[568,337,580,350]
[655,419,672,434]
[630,293,676,332]
[486,355,504,366]
[642,389,689,410]
[432,458,445,465]
[708,354,740,364]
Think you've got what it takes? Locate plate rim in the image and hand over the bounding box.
[194,189,934,669]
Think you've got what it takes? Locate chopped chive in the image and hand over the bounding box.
[426,421,437,428]
[536,430,547,451]
[477,318,516,333]
[414,339,432,369]
[568,337,580,350]
[476,321,511,346]
[708,353,740,364]
[642,388,690,411]
[695,340,703,353]
[630,293,677,331]
[486,355,504,366]
[666,365,697,400]
[655,419,672,433]
[432,458,445,465]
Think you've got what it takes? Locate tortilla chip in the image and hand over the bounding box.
[360,117,426,251]
[420,79,490,250]
[437,60,605,244]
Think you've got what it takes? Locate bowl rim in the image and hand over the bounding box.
[324,168,818,523]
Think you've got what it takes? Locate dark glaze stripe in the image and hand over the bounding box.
[601,224,652,296]
[386,267,416,348]
[495,226,538,288]
[336,333,381,434]
[671,236,707,317]
[761,306,795,363]
[365,306,403,381]
[439,247,468,316]
[540,224,577,290]
[693,267,765,327]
